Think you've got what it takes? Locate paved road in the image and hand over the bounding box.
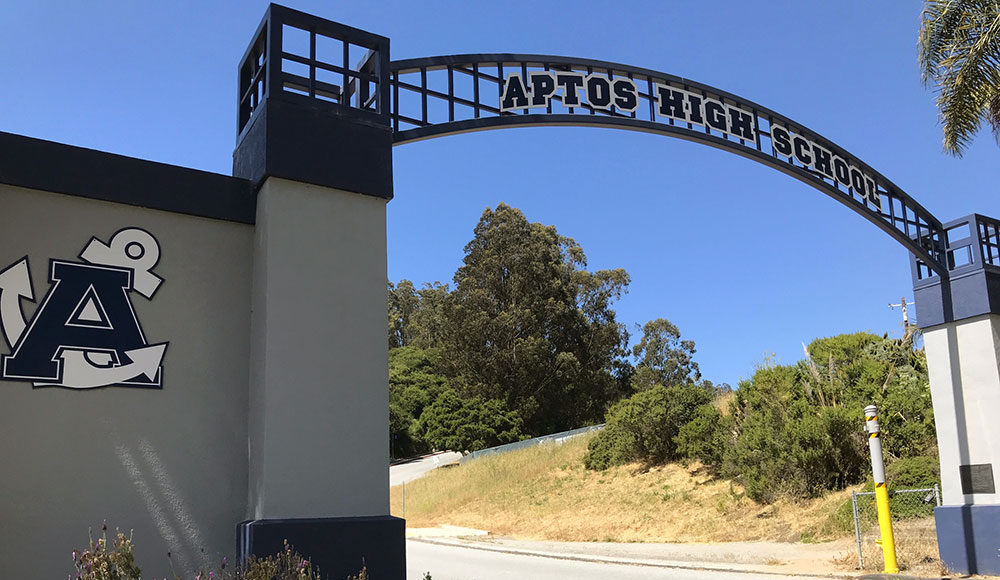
[390,452,463,487]
[453,538,853,569]
[405,539,838,580]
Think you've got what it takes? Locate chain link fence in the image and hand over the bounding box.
[851,486,940,570]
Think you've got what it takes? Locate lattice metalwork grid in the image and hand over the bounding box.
[238,4,389,137]
[389,55,948,276]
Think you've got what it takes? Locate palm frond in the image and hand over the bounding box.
[919,0,1000,155]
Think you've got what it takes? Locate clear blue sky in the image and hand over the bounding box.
[2,2,997,387]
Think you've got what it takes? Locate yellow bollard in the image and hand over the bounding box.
[874,481,898,573]
[865,405,898,574]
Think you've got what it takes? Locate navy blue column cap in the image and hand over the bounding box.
[233,98,393,199]
[232,4,393,199]
[913,267,1000,328]
[911,214,1000,328]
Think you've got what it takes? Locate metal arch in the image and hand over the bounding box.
[388,54,950,278]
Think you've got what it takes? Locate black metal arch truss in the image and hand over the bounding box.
[389,54,949,278]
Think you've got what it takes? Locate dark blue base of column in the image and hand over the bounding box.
[238,515,405,580]
[935,505,1000,575]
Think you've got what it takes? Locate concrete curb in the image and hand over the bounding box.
[410,537,858,579]
[406,525,489,538]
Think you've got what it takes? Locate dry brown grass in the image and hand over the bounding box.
[713,390,735,416]
[393,433,945,574]
[391,433,857,544]
[831,516,941,576]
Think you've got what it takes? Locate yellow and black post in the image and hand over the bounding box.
[865,404,899,574]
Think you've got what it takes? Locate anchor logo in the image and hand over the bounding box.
[0,228,168,389]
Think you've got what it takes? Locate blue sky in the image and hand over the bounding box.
[2,2,997,387]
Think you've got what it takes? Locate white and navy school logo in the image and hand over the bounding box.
[0,228,167,389]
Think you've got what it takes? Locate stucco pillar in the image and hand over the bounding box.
[247,177,390,519]
[912,214,1000,575]
[232,5,404,579]
[923,315,1000,507]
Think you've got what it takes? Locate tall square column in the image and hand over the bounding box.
[913,214,1000,575]
[233,5,403,578]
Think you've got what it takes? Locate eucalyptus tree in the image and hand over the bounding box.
[439,203,632,434]
[631,318,701,391]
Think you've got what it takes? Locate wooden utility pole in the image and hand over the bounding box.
[888,297,909,327]
[889,297,913,339]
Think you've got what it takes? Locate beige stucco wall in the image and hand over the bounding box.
[248,177,389,520]
[0,184,253,579]
[924,314,1000,505]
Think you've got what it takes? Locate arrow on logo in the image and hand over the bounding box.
[0,258,34,349]
[37,343,167,389]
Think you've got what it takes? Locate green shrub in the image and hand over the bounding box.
[674,403,728,467]
[583,431,619,471]
[859,455,941,493]
[722,363,869,503]
[584,383,712,470]
[829,455,941,534]
[720,328,938,505]
[418,390,524,452]
[723,401,833,503]
[819,405,868,489]
[886,455,940,490]
[878,367,936,459]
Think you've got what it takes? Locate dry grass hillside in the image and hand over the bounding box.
[391,432,941,574]
[392,433,852,543]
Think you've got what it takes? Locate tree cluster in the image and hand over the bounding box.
[389,203,638,455]
[387,203,937,506]
[584,329,937,503]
